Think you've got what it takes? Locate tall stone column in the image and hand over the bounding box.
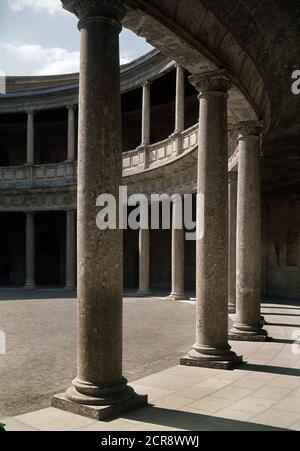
[53,0,147,420]
[25,212,35,289]
[65,210,76,290]
[27,111,35,165]
[229,121,268,342]
[137,227,150,296]
[228,171,238,314]
[169,197,187,301]
[174,65,185,134]
[141,81,151,147]
[181,70,242,370]
[67,105,76,162]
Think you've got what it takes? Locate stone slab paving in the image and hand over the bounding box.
[2,297,300,431]
[0,290,198,418]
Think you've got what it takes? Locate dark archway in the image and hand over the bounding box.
[0,235,10,284]
[0,148,9,167]
[35,231,61,286]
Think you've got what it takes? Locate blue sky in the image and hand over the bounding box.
[0,0,153,76]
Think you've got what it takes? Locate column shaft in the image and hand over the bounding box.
[25,212,35,289]
[138,228,150,296]
[174,65,185,133]
[65,210,76,289]
[141,82,151,147]
[169,198,186,300]
[228,171,238,314]
[55,1,145,415]
[230,122,268,341]
[181,70,242,370]
[27,111,34,165]
[67,106,76,161]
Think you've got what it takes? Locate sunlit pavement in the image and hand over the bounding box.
[1,292,300,431]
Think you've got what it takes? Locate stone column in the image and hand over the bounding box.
[53,0,147,420]
[137,227,150,296]
[27,111,34,165]
[65,210,76,290]
[181,70,242,370]
[141,81,151,147]
[174,65,185,134]
[25,212,35,289]
[228,171,238,314]
[67,105,76,162]
[229,121,268,342]
[169,197,187,301]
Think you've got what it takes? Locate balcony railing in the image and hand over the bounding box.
[122,124,199,173]
[0,123,239,190]
[0,161,77,189]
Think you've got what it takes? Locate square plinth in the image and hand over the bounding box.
[180,355,243,371]
[229,333,270,342]
[52,393,148,422]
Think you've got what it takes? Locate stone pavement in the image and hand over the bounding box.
[0,290,197,418]
[2,297,300,431]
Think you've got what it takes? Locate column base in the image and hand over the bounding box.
[168,292,189,301]
[135,291,151,298]
[228,304,236,314]
[24,284,36,290]
[64,286,76,292]
[52,392,148,422]
[261,316,268,326]
[229,324,269,342]
[180,347,243,371]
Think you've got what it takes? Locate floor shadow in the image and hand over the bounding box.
[270,338,298,345]
[262,306,300,311]
[120,405,289,431]
[264,313,300,317]
[262,298,300,308]
[0,288,76,301]
[267,323,300,328]
[240,363,300,377]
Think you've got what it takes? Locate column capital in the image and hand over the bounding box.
[189,69,232,97]
[234,121,263,139]
[67,104,76,111]
[26,110,35,116]
[62,0,126,27]
[142,80,152,89]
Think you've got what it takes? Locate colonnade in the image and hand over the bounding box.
[51,0,268,420]
[20,62,185,169]
[24,106,77,165]
[24,210,76,290]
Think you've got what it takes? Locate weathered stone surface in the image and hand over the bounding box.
[181,70,242,370]
[230,121,268,342]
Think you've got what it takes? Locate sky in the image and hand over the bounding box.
[0,0,153,76]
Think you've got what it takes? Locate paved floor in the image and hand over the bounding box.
[0,289,198,418]
[2,293,300,431]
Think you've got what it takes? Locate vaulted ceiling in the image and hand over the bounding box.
[123,0,300,195]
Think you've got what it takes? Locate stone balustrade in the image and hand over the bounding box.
[0,122,238,190]
[122,123,199,174]
[0,161,77,189]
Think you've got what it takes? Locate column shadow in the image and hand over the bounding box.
[120,405,289,431]
[239,363,300,377]
[267,323,300,328]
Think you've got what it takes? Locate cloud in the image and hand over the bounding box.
[0,42,79,75]
[8,0,63,15]
[0,42,136,75]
